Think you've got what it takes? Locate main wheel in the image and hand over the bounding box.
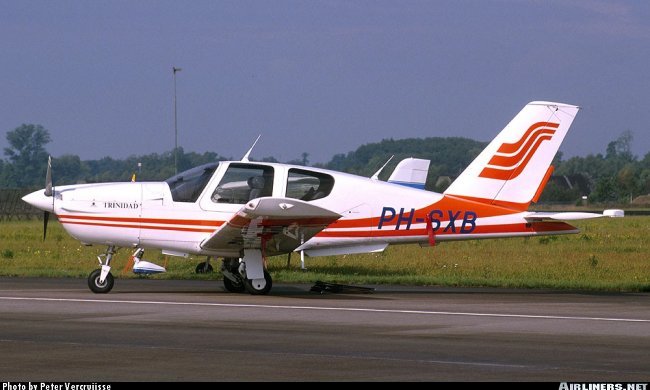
[244,270,272,295]
[195,262,214,274]
[223,275,246,293]
[88,269,114,294]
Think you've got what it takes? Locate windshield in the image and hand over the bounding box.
[165,162,219,202]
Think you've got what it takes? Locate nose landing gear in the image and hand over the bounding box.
[88,246,116,294]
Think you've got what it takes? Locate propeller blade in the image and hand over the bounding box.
[43,211,50,241]
[44,156,53,197]
[43,156,54,240]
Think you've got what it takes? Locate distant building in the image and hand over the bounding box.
[631,194,650,206]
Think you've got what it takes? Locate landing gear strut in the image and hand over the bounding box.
[88,245,116,294]
[195,256,214,273]
[221,257,245,293]
[221,254,273,295]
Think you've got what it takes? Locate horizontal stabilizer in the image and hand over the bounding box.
[525,209,624,221]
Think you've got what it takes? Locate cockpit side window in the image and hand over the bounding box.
[165,162,219,203]
[211,164,274,204]
[286,168,334,201]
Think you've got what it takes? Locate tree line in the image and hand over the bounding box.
[2,124,649,204]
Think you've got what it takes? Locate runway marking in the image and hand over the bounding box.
[1,296,649,323]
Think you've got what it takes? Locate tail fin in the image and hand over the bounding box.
[444,101,580,210]
[387,158,430,189]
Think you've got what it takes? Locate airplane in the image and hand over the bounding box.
[22,101,623,295]
[372,156,430,190]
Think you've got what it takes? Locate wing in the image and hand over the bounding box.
[200,197,341,256]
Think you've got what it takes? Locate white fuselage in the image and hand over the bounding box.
[23,161,577,259]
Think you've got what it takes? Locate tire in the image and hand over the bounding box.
[195,262,214,274]
[88,269,114,294]
[223,275,246,293]
[244,270,272,295]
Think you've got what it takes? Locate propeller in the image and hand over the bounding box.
[43,156,53,240]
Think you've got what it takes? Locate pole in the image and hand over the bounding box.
[173,66,182,174]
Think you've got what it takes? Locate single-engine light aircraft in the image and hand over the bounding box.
[23,101,623,295]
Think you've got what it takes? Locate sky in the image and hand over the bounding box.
[1,0,649,165]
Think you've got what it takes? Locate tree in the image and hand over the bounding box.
[3,124,51,187]
[54,154,87,185]
[605,130,634,162]
[0,159,9,187]
[287,152,310,166]
[590,176,619,203]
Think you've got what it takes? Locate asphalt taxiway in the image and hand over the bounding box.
[0,277,648,381]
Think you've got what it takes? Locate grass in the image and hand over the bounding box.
[0,217,648,291]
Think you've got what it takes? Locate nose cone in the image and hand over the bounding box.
[22,189,54,212]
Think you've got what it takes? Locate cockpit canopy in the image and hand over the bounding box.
[165,162,335,204]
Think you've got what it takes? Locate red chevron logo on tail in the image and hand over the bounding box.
[479,122,559,180]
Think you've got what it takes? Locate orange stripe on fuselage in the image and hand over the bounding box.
[57,214,223,227]
[329,194,522,230]
[226,214,339,229]
[59,220,216,233]
[317,221,576,238]
[445,194,531,211]
[361,194,522,231]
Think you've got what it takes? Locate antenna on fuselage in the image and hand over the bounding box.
[371,155,394,180]
[241,134,261,162]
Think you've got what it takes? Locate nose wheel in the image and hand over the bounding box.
[88,269,114,293]
[88,245,116,294]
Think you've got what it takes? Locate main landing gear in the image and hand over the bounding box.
[86,247,273,295]
[221,252,273,295]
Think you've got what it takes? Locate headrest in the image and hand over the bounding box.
[248,176,265,189]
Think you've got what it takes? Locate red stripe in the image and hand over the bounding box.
[479,134,553,180]
[317,221,576,238]
[368,195,521,230]
[60,220,215,233]
[449,194,530,211]
[496,122,558,154]
[226,214,339,229]
[57,214,223,227]
[487,129,555,168]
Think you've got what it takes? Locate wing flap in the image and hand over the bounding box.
[200,197,341,255]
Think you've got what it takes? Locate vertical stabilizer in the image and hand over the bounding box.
[444,101,580,210]
[387,158,430,189]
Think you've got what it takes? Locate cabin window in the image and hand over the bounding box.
[165,162,219,203]
[286,168,334,201]
[211,164,274,204]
